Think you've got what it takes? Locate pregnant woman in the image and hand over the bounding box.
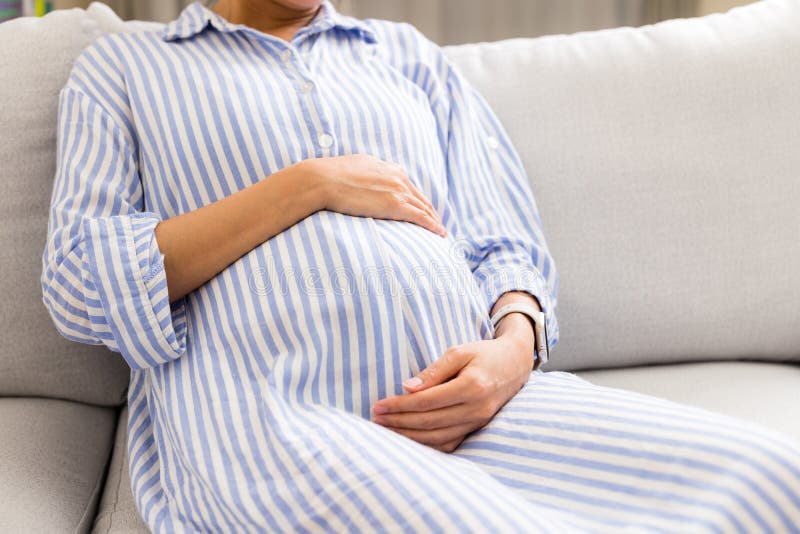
[42,0,800,532]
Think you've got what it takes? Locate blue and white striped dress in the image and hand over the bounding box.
[41,2,800,532]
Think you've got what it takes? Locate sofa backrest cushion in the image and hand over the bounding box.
[0,3,158,405]
[445,0,800,371]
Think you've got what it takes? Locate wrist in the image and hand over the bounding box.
[494,313,536,369]
[288,159,329,213]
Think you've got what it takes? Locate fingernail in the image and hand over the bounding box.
[403,376,423,388]
[373,404,388,415]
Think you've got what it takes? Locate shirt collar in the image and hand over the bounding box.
[162,1,376,44]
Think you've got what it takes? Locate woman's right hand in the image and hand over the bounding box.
[152,153,446,303]
[300,154,447,237]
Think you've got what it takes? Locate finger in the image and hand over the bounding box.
[374,374,469,414]
[402,345,472,392]
[379,163,443,232]
[402,179,441,226]
[435,438,465,454]
[384,422,476,448]
[402,192,443,234]
[385,164,440,225]
[374,402,478,430]
[403,182,443,233]
[390,200,446,237]
[397,191,435,221]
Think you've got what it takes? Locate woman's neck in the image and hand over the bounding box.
[211,0,322,42]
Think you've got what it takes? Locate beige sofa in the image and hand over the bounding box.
[1,1,798,532]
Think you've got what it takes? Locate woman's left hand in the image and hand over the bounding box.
[371,318,535,453]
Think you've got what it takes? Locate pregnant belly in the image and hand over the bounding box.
[184,210,492,418]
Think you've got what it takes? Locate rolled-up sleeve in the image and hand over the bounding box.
[41,85,187,370]
[432,49,560,354]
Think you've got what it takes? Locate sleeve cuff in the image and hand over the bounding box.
[81,212,187,370]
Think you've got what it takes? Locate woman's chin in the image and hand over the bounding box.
[272,0,325,11]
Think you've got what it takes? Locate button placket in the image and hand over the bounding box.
[278,44,335,157]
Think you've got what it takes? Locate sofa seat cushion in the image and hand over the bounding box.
[0,397,117,534]
[577,361,800,444]
[92,405,148,534]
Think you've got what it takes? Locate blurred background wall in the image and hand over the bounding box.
[42,0,758,44]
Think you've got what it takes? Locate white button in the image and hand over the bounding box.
[300,82,314,94]
[280,49,293,63]
[318,133,333,148]
[486,136,500,149]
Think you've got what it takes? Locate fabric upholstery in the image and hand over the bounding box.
[1,8,133,524]
[0,398,117,534]
[577,361,800,444]
[0,3,152,405]
[92,406,149,534]
[445,0,800,371]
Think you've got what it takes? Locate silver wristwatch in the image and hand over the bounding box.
[490,303,549,369]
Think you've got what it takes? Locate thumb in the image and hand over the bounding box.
[402,346,471,392]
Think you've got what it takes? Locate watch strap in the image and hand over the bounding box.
[490,303,549,369]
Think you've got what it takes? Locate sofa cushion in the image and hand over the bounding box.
[0,3,154,405]
[445,0,800,371]
[577,361,800,444]
[0,397,118,534]
[92,405,149,534]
